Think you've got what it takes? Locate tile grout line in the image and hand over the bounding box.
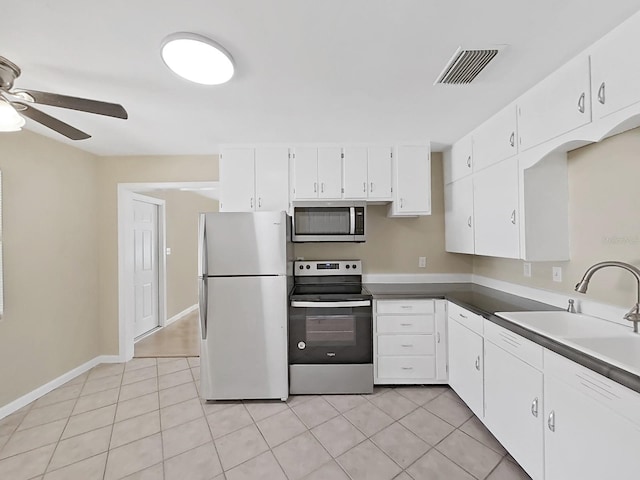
[101,360,130,480]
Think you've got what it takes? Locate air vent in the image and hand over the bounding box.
[435,47,499,85]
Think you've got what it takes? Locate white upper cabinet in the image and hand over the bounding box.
[473,157,519,259]
[367,147,393,200]
[590,14,640,120]
[472,105,518,172]
[317,147,342,199]
[389,145,431,217]
[343,147,369,199]
[220,147,289,212]
[292,146,342,200]
[254,147,290,211]
[443,134,473,185]
[518,55,591,151]
[444,176,474,254]
[219,147,256,212]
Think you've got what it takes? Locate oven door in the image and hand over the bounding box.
[288,299,372,364]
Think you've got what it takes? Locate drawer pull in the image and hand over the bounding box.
[400,323,413,327]
[401,367,414,370]
[548,411,555,432]
[401,306,413,309]
[459,313,468,319]
[531,397,539,418]
[400,344,414,348]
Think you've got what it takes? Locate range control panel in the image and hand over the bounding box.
[294,260,362,276]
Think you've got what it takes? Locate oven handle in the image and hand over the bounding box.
[290,300,371,308]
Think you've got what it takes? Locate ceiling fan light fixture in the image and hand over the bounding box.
[0,99,25,132]
[161,33,234,85]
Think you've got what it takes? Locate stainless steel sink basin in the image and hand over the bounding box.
[495,311,627,338]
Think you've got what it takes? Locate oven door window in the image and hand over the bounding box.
[306,315,355,346]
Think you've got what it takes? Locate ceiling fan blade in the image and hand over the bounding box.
[14,102,91,140]
[15,89,128,119]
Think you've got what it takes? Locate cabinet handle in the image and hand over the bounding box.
[548,411,555,432]
[321,183,324,193]
[437,332,441,343]
[475,356,481,371]
[258,198,262,208]
[577,92,586,113]
[401,305,413,310]
[250,197,253,209]
[314,182,317,193]
[459,313,467,319]
[370,182,374,192]
[467,216,472,228]
[509,132,515,147]
[400,344,414,348]
[400,323,413,327]
[531,397,539,418]
[510,209,516,225]
[401,367,414,370]
[466,156,472,168]
[363,182,367,193]
[598,82,606,105]
[400,198,404,208]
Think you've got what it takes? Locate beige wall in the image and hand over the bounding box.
[97,155,218,354]
[295,153,474,275]
[474,127,640,309]
[141,190,218,319]
[0,131,100,406]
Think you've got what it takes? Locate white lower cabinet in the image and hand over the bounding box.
[543,351,640,480]
[374,299,447,384]
[484,338,543,479]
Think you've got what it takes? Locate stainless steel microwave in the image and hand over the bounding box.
[292,202,366,242]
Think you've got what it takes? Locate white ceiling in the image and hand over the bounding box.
[1,1,639,156]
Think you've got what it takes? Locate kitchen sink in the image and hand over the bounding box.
[495,311,628,338]
[563,335,640,375]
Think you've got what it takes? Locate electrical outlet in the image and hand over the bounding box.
[552,266,562,283]
[523,262,532,278]
[418,257,427,268]
[166,247,172,255]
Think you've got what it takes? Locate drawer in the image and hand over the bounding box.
[376,314,434,334]
[448,302,483,335]
[376,299,434,315]
[377,335,434,356]
[484,320,543,370]
[377,356,435,379]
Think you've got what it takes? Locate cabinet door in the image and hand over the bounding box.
[292,147,318,199]
[444,135,473,184]
[367,147,392,200]
[484,341,543,480]
[544,375,640,480]
[393,145,431,215]
[447,317,483,418]
[590,14,640,120]
[255,147,290,212]
[317,147,342,199]
[518,55,591,150]
[342,147,368,199]
[472,105,518,172]
[219,148,255,212]
[473,158,519,259]
[444,176,474,254]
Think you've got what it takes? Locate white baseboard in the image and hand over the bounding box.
[363,273,473,284]
[0,354,123,420]
[165,304,198,327]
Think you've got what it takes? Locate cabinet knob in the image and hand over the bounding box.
[598,82,606,105]
[577,92,586,114]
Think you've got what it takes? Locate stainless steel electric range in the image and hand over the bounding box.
[288,260,373,394]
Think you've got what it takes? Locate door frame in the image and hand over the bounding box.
[117,181,218,361]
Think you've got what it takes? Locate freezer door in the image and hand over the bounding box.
[199,211,289,277]
[200,276,288,400]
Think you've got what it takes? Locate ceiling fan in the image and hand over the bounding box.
[0,55,128,140]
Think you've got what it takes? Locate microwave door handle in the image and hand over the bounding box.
[350,207,355,235]
[291,300,371,308]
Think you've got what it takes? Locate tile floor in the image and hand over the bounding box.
[0,358,532,480]
[134,313,200,358]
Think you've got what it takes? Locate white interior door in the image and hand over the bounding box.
[133,199,159,337]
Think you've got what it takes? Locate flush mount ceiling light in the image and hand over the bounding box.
[161,33,235,85]
[0,98,25,132]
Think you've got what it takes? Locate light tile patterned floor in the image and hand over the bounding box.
[0,358,532,480]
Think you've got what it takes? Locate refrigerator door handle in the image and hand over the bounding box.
[199,215,209,277]
[199,278,208,339]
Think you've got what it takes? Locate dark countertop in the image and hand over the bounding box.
[366,282,640,394]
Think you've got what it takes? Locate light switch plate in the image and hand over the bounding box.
[523,262,532,278]
[552,266,562,283]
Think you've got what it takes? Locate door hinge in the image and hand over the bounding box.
[341,153,344,159]
[341,188,344,193]
[390,152,393,158]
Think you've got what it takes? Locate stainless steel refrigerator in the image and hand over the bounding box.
[198,211,292,401]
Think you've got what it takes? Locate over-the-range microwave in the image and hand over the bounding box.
[291,202,366,242]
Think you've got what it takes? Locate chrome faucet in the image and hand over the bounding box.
[574,261,640,333]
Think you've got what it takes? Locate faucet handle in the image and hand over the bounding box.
[567,299,576,313]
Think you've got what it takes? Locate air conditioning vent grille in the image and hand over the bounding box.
[435,49,499,85]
